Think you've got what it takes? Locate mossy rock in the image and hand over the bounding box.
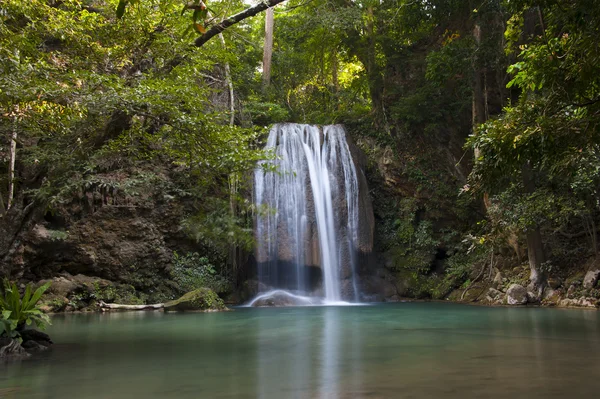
[164,288,227,312]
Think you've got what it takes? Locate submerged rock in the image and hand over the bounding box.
[164,288,227,312]
[583,270,600,289]
[506,284,528,305]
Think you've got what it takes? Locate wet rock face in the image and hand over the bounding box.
[346,136,374,255]
[506,284,528,305]
[359,267,403,302]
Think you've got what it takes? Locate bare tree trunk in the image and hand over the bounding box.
[219,33,235,126]
[200,1,235,126]
[472,24,487,132]
[0,192,5,216]
[7,121,17,210]
[365,6,383,117]
[332,48,339,93]
[592,218,598,256]
[521,161,546,295]
[262,6,274,88]
[228,173,239,281]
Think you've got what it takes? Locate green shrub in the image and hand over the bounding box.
[0,280,52,340]
[171,252,231,294]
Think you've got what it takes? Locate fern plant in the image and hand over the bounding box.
[0,280,52,339]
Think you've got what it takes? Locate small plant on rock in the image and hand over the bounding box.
[0,279,52,340]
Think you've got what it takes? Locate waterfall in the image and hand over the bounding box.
[254,123,361,302]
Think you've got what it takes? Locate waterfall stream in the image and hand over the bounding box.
[254,124,361,302]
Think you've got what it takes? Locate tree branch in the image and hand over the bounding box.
[194,0,288,48]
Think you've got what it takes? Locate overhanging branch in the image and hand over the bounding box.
[194,0,288,48]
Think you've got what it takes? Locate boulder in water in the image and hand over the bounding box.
[249,290,315,307]
[164,288,227,312]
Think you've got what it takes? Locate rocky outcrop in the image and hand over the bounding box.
[506,284,528,305]
[583,270,600,289]
[1,179,200,303]
[37,273,142,312]
[164,288,227,312]
[360,267,404,302]
[559,297,599,309]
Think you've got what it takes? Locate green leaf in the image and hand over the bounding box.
[29,282,51,307]
[21,284,33,310]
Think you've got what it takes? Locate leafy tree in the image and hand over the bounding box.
[468,0,600,292]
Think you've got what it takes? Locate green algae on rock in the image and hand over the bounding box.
[164,288,227,312]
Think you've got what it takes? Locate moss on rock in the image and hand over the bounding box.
[164,288,227,312]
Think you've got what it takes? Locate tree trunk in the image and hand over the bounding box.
[228,173,239,281]
[521,161,546,294]
[472,24,487,131]
[262,7,274,88]
[332,48,339,93]
[7,122,17,210]
[0,189,5,216]
[365,6,384,118]
[223,48,235,126]
[200,1,235,125]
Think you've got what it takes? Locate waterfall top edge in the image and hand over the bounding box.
[270,122,346,129]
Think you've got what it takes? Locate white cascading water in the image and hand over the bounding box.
[254,123,360,302]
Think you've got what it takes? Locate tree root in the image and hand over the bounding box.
[0,339,30,359]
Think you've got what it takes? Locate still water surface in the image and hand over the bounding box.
[1,303,600,398]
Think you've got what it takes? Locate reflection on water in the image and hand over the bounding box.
[319,307,339,399]
[1,303,600,398]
